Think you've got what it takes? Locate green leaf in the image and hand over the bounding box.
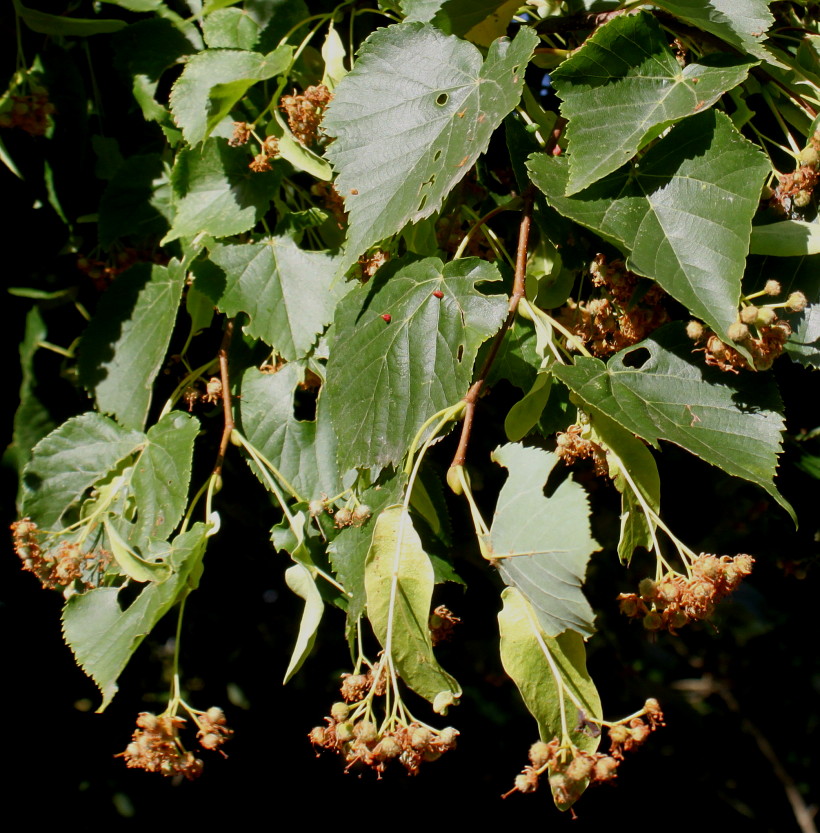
[324,23,538,271]
[164,138,281,243]
[202,8,265,49]
[11,308,54,492]
[321,22,347,90]
[103,517,172,583]
[170,47,293,145]
[131,411,199,542]
[112,18,200,123]
[527,111,769,345]
[490,443,598,638]
[750,220,820,257]
[197,236,343,360]
[77,260,187,431]
[62,524,208,711]
[202,0,307,52]
[498,586,601,810]
[652,0,774,61]
[13,0,126,35]
[99,0,164,10]
[365,507,461,709]
[588,408,660,565]
[325,256,508,473]
[22,413,144,529]
[504,373,552,442]
[551,11,755,194]
[405,0,522,47]
[266,121,333,180]
[98,154,173,246]
[283,563,325,683]
[237,365,341,502]
[551,324,794,519]
[328,475,407,624]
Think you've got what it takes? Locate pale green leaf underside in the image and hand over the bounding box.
[199,236,343,360]
[62,524,208,711]
[22,413,143,529]
[527,111,769,345]
[552,324,793,518]
[325,256,508,474]
[237,365,341,503]
[78,261,187,431]
[283,563,324,684]
[170,46,293,145]
[552,11,755,194]
[498,586,601,746]
[324,23,537,271]
[365,507,461,707]
[164,138,280,243]
[491,443,598,638]
[652,0,774,61]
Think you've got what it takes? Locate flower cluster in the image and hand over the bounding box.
[308,499,371,528]
[506,700,664,805]
[118,707,232,779]
[555,424,608,477]
[280,84,332,147]
[309,671,458,776]
[311,181,347,227]
[12,518,110,592]
[429,605,460,645]
[558,255,669,357]
[618,553,754,631]
[249,136,281,173]
[229,121,252,146]
[771,137,819,214]
[0,91,55,136]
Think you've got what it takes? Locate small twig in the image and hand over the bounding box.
[213,318,236,477]
[450,197,533,468]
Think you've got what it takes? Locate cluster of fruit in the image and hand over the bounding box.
[618,554,754,631]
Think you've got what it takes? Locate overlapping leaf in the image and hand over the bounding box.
[237,365,341,502]
[163,138,281,243]
[170,47,292,145]
[282,563,324,684]
[499,586,601,806]
[323,23,537,271]
[131,411,199,543]
[551,324,793,518]
[365,507,461,709]
[78,260,187,431]
[653,0,774,61]
[325,256,508,473]
[22,413,143,529]
[527,111,769,344]
[403,0,522,47]
[62,524,208,711]
[551,11,756,193]
[197,236,344,360]
[490,443,598,638]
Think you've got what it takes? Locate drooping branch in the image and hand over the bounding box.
[213,317,236,478]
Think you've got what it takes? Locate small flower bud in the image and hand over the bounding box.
[515,772,538,793]
[728,322,750,342]
[351,504,371,524]
[764,279,782,296]
[793,189,812,208]
[335,721,355,743]
[685,320,705,341]
[592,756,619,782]
[740,305,759,324]
[755,306,777,326]
[308,499,326,517]
[799,145,820,168]
[528,741,552,768]
[643,610,663,631]
[786,291,807,312]
[330,702,350,722]
[334,508,353,528]
[638,578,656,600]
[353,720,378,743]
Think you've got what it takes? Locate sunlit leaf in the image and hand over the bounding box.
[324,23,537,271]
[283,563,325,683]
[490,443,599,638]
[365,507,461,708]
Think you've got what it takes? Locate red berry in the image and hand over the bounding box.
[433,289,444,299]
[381,313,391,322]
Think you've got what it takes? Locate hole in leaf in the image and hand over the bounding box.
[621,347,650,368]
[293,387,318,422]
[433,149,442,162]
[456,344,464,362]
[435,92,448,106]
[512,65,520,75]
[418,195,427,212]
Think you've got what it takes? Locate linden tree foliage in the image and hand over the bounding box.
[6,0,819,812]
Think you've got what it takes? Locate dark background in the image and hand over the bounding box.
[2,0,819,828]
